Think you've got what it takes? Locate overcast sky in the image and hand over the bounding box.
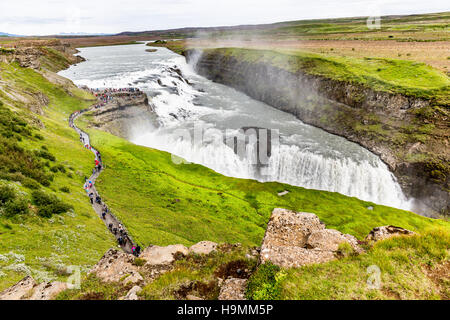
[0,0,448,35]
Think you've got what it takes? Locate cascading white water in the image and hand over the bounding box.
[266,144,406,206]
[59,42,412,211]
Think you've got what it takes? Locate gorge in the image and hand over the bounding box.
[59,43,418,213]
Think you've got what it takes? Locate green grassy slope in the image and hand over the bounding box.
[70,112,450,300]
[0,61,116,291]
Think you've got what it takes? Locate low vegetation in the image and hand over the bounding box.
[0,49,115,291]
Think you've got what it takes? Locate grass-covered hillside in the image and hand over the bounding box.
[0,49,116,291]
[123,12,450,42]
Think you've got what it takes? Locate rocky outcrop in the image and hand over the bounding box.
[186,49,449,215]
[0,276,67,300]
[366,225,415,242]
[0,276,36,300]
[0,40,83,72]
[218,278,248,300]
[89,92,158,140]
[189,241,218,255]
[89,249,143,284]
[91,242,217,288]
[260,208,362,268]
[28,281,68,300]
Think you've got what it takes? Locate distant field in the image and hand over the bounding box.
[116,12,450,42]
[147,12,450,72]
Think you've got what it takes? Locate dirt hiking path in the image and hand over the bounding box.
[69,99,136,254]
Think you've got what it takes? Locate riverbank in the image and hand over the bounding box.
[0,39,449,300]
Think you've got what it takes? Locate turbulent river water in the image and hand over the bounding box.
[59,43,412,210]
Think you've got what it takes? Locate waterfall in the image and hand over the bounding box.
[60,43,413,211]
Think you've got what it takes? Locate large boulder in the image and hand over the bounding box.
[140,244,189,266]
[218,278,247,300]
[263,209,325,248]
[366,225,415,242]
[90,249,143,284]
[189,241,218,255]
[260,208,363,268]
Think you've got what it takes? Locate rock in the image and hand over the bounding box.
[261,246,335,268]
[306,229,363,253]
[123,272,144,284]
[366,225,415,242]
[140,244,189,266]
[277,190,289,196]
[28,281,68,300]
[120,286,142,300]
[0,276,36,300]
[260,208,363,268]
[186,294,203,300]
[90,249,142,284]
[189,241,218,255]
[218,278,247,300]
[0,276,67,300]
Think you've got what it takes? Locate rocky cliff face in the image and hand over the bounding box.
[0,40,85,71]
[185,49,449,216]
[88,92,158,140]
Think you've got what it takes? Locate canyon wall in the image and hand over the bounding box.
[185,49,449,215]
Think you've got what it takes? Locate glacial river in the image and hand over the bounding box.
[59,43,412,210]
